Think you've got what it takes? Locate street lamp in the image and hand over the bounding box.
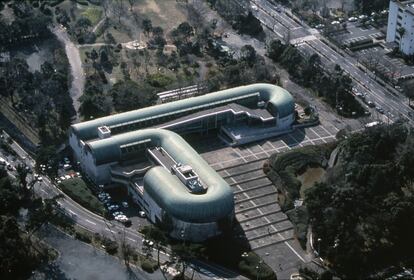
[256,260,263,280]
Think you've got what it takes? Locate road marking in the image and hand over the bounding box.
[68,209,76,215]
[105,228,115,234]
[85,219,96,225]
[126,237,136,242]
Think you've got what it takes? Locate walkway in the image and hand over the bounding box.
[51,26,85,122]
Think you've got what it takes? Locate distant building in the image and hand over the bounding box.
[386,0,414,55]
[69,84,296,241]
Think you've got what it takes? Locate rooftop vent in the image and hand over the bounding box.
[98,126,111,139]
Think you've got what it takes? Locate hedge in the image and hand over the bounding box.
[141,259,158,273]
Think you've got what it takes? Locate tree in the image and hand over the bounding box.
[16,164,28,190]
[240,45,257,66]
[266,39,286,62]
[142,19,153,36]
[141,225,168,279]
[402,79,414,106]
[110,80,156,112]
[171,242,204,280]
[152,26,164,37]
[75,17,92,33]
[27,195,64,237]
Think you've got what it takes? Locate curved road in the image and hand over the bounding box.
[51,26,84,122]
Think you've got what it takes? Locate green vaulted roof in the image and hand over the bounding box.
[86,129,234,223]
[71,83,294,140]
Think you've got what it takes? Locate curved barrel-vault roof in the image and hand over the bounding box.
[86,129,234,223]
[71,83,294,140]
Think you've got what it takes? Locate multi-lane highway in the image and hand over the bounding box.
[247,0,413,125]
[1,131,242,280]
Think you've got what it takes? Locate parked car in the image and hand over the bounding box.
[122,201,129,208]
[366,100,375,107]
[376,106,385,114]
[108,204,120,211]
[348,17,358,22]
[139,211,146,218]
[112,211,124,217]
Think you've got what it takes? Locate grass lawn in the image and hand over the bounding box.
[297,167,325,199]
[81,7,103,25]
[60,177,105,215]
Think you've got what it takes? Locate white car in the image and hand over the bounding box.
[348,17,358,22]
[60,176,66,181]
[64,175,71,180]
[109,205,120,211]
[112,211,123,217]
[143,239,154,246]
[37,176,43,181]
[115,215,128,221]
[139,211,146,218]
[331,21,340,25]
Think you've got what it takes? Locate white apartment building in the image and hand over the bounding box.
[386,0,414,55]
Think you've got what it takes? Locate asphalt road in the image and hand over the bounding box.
[1,131,243,280]
[248,0,414,125]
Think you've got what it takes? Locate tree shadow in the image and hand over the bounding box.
[36,262,71,280]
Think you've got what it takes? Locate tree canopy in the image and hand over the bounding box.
[110,79,157,112]
[305,122,414,278]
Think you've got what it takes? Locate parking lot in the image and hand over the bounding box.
[190,123,338,278]
[333,23,385,46]
[355,46,414,79]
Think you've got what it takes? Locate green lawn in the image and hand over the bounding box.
[60,177,105,215]
[81,7,103,25]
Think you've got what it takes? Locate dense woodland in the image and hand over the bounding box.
[305,122,414,278]
[0,3,74,146]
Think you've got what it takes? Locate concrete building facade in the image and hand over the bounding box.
[387,0,414,55]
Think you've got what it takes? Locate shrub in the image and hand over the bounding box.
[75,230,92,243]
[102,238,118,255]
[141,259,158,273]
